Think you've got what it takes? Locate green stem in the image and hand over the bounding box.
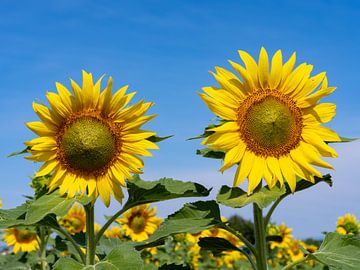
[253,203,268,270]
[264,196,286,227]
[220,223,257,258]
[281,256,308,270]
[85,203,96,265]
[39,227,49,270]
[94,205,129,245]
[50,225,86,264]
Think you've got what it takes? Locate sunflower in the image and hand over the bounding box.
[116,204,162,241]
[104,225,124,239]
[336,214,360,235]
[3,228,39,253]
[199,48,340,193]
[59,203,86,235]
[287,239,306,262]
[268,223,293,249]
[25,71,158,206]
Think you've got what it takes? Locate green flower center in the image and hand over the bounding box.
[17,229,35,242]
[61,117,116,173]
[245,97,295,148]
[238,90,303,157]
[131,215,146,233]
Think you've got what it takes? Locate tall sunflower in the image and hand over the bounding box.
[116,204,162,241]
[199,48,340,193]
[25,71,158,206]
[3,228,39,253]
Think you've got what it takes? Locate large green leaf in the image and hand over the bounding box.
[124,176,211,209]
[0,190,92,228]
[217,185,286,209]
[143,200,221,245]
[53,258,84,270]
[25,191,92,225]
[54,245,144,270]
[307,233,360,270]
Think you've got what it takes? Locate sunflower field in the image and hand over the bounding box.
[0,48,359,270]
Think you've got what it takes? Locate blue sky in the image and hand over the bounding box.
[0,0,359,238]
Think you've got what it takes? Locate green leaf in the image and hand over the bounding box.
[25,190,92,225]
[187,124,219,140]
[53,258,84,270]
[147,135,173,142]
[0,202,29,228]
[7,147,30,157]
[285,174,333,194]
[143,200,221,245]
[217,185,286,209]
[198,237,240,255]
[327,136,357,143]
[124,176,211,209]
[308,232,360,270]
[0,190,92,228]
[196,148,225,159]
[55,245,144,270]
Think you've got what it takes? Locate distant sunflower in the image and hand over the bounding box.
[25,71,158,206]
[117,204,162,241]
[59,203,86,235]
[3,228,39,253]
[268,223,293,249]
[336,214,360,235]
[104,226,124,239]
[199,48,340,193]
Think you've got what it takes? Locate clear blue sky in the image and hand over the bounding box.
[0,0,359,238]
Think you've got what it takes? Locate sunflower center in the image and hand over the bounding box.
[131,215,146,233]
[69,217,84,232]
[17,229,35,242]
[238,90,303,157]
[61,117,116,172]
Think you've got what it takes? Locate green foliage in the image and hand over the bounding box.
[217,185,286,209]
[0,190,92,228]
[7,146,30,157]
[159,263,191,269]
[198,237,240,255]
[146,135,173,142]
[124,175,211,209]
[196,148,225,159]
[54,245,144,270]
[307,232,360,270]
[144,201,222,245]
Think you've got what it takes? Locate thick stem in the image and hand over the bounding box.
[253,203,268,270]
[281,256,308,270]
[94,205,129,245]
[85,203,96,265]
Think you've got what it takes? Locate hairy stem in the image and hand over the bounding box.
[85,203,96,265]
[253,203,268,270]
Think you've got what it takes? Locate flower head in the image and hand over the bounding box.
[59,203,86,235]
[336,214,360,235]
[3,228,39,253]
[117,204,162,241]
[199,48,339,193]
[25,71,158,206]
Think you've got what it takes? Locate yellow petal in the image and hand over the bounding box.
[269,50,283,89]
[229,60,255,93]
[278,156,296,192]
[248,156,265,194]
[198,93,237,120]
[303,103,336,124]
[220,142,246,172]
[56,82,73,111]
[281,52,296,82]
[258,47,269,89]
[302,130,338,157]
[233,150,254,186]
[297,87,336,108]
[26,122,55,136]
[238,50,259,88]
[266,157,284,186]
[202,86,240,109]
[36,160,58,177]
[99,76,113,115]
